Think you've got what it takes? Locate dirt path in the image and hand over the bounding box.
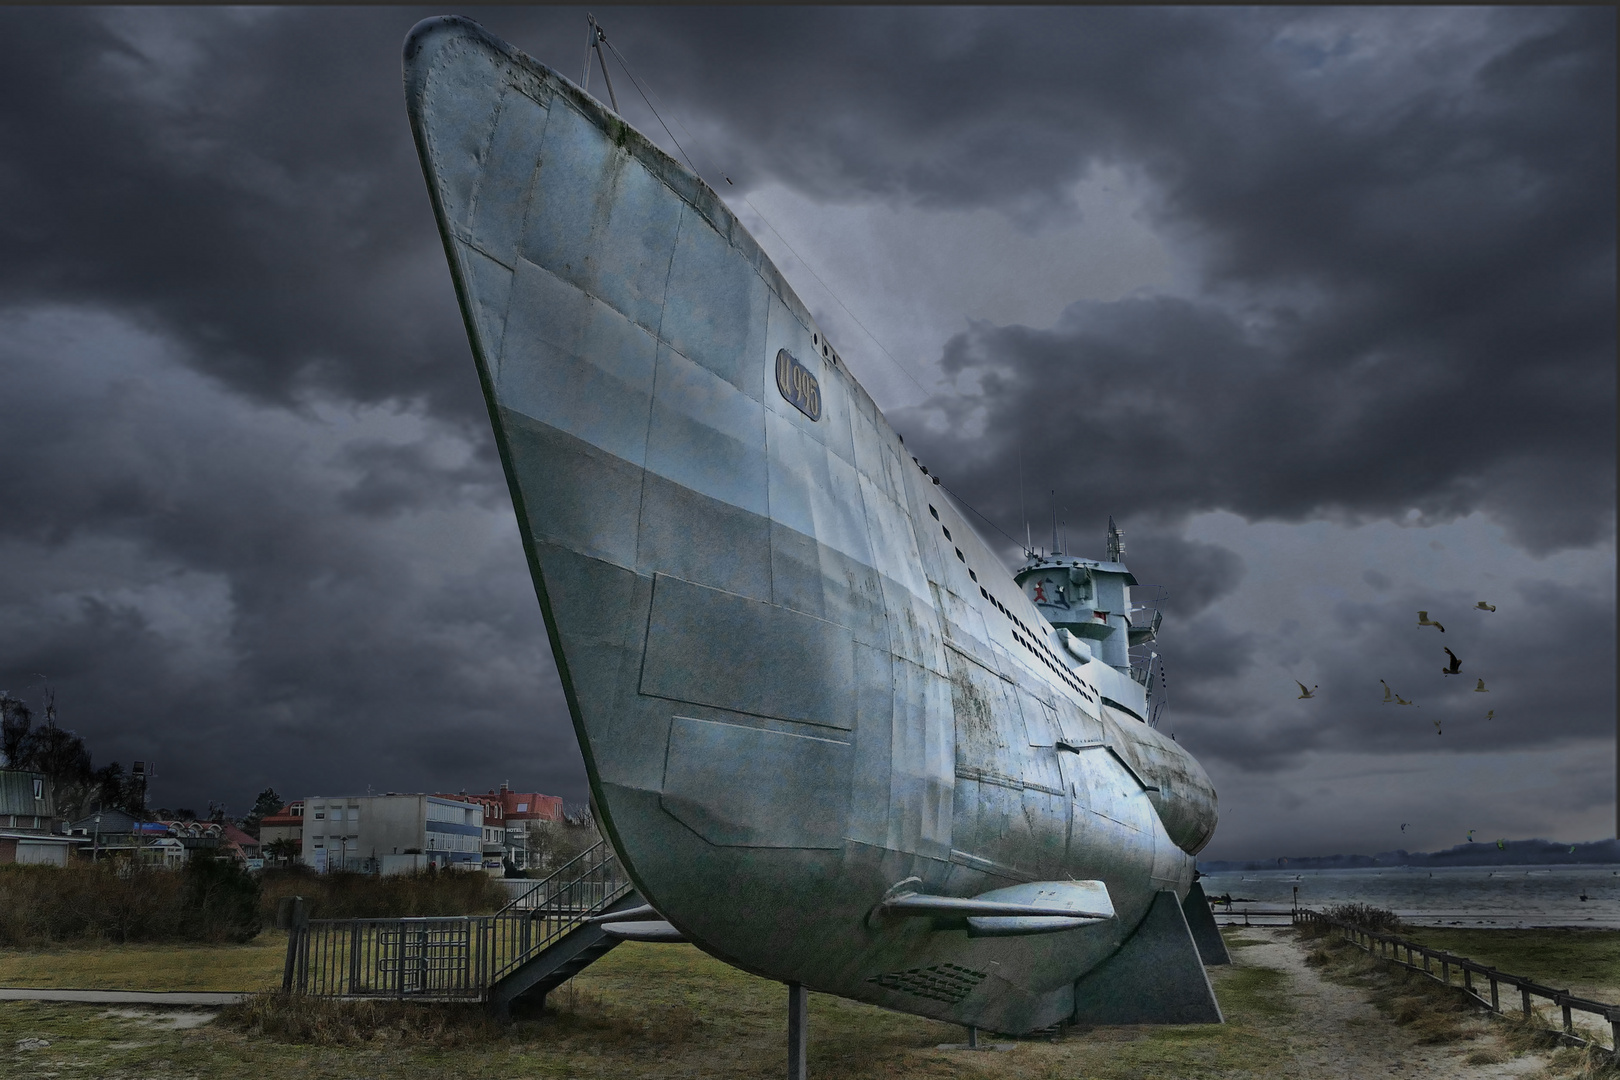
[1234,928,1548,1079]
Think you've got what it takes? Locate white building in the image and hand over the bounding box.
[301,793,484,873]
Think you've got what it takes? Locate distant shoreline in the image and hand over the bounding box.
[1199,838,1620,873]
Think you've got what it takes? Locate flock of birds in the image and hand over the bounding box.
[1293,601,1500,736]
[1294,602,1522,851]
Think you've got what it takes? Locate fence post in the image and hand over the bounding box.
[397,921,407,1000]
[1490,974,1499,1013]
[278,896,308,992]
[1441,958,1449,986]
[349,922,361,994]
[297,920,311,992]
[1522,986,1532,1018]
[1561,998,1573,1034]
[282,926,299,992]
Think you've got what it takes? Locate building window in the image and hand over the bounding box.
[32,778,43,799]
[313,811,325,820]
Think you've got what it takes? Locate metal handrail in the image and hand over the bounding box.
[489,839,631,984]
[1294,907,1619,1057]
[282,839,632,999]
[495,837,616,914]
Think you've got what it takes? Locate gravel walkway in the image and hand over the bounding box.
[1240,928,1548,1079]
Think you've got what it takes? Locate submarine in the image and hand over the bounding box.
[403,15,1225,1034]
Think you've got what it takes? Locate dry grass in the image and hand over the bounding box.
[1300,931,1481,1044]
[0,860,259,946]
[257,866,511,921]
[222,992,509,1047]
[1298,926,1620,1079]
[0,938,1318,1080]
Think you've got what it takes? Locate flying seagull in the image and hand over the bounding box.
[1474,678,1489,693]
[1295,680,1318,700]
[1417,611,1445,632]
[1484,709,1495,720]
[1432,717,1443,735]
[1442,647,1462,676]
[1476,601,1496,612]
[1380,679,1395,704]
[1400,823,1410,833]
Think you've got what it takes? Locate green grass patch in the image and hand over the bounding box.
[1219,933,1268,949]
[1401,928,1620,1005]
[1215,966,1292,1018]
[0,938,1342,1080]
[0,931,287,991]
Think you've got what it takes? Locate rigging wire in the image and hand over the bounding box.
[599,36,700,178]
[597,25,930,395]
[596,20,1023,562]
[932,475,1024,553]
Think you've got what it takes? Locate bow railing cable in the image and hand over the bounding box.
[932,475,1024,552]
[600,36,700,178]
[737,203,930,395]
[596,25,931,396]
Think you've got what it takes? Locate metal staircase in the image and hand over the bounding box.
[485,840,641,1014]
[281,838,640,1011]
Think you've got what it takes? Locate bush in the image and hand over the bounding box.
[1324,902,1402,933]
[185,857,263,943]
[222,991,505,1047]
[0,860,260,945]
[0,862,509,948]
[256,865,510,921]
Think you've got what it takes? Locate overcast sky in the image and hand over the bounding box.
[0,7,1611,858]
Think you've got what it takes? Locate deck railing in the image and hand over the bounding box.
[282,839,631,1000]
[1293,907,1619,1058]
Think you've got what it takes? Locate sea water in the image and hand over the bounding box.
[1197,864,1620,928]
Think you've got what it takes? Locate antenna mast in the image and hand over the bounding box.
[1107,516,1125,563]
[584,15,620,113]
[1019,446,1031,557]
[1051,490,1059,556]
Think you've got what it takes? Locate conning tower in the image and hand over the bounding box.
[1014,517,1159,677]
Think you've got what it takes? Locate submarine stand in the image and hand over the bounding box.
[787,982,808,1080]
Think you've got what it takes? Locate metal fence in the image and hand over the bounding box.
[281,839,632,1000]
[1294,907,1619,1058]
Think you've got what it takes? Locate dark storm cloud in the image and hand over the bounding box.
[0,5,1610,829]
[1174,579,1617,774]
[0,308,576,811]
[886,6,1614,556]
[0,8,475,414]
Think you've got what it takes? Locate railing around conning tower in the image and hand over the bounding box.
[280,838,631,1000]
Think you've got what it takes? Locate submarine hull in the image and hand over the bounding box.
[404,16,1218,1033]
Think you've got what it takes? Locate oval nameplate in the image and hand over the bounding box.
[775,349,822,421]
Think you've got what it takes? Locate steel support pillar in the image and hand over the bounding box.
[787,982,808,1080]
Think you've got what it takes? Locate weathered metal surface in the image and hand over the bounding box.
[1071,890,1224,1024]
[403,14,1220,1034]
[1182,881,1231,965]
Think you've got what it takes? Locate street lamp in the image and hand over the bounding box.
[92,813,101,863]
